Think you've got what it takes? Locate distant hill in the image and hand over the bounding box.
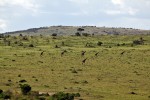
[2,26,150,36]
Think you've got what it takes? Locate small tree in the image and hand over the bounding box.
[51,92,74,100]
[133,37,144,45]
[82,33,90,37]
[52,33,57,36]
[75,32,81,36]
[19,34,23,37]
[20,84,31,95]
[0,34,4,38]
[77,28,84,32]
[29,44,34,47]
[133,40,143,45]
[97,41,103,46]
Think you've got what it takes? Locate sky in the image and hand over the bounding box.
[0,0,150,33]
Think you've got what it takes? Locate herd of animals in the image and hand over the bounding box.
[39,50,125,65]
[39,50,100,64]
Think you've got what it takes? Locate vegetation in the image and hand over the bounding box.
[0,84,80,99]
[0,34,150,100]
[50,92,80,100]
[20,84,31,95]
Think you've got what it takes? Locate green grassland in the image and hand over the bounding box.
[0,34,150,100]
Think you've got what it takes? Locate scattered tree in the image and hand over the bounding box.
[97,41,103,46]
[77,28,84,32]
[82,33,90,37]
[75,32,81,36]
[52,33,57,36]
[20,84,31,95]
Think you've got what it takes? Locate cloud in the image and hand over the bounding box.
[0,0,41,32]
[105,7,138,15]
[0,0,150,32]
[107,0,138,15]
[111,0,124,6]
[0,19,7,32]
[68,0,89,4]
[0,0,40,13]
[96,16,150,30]
[105,10,123,15]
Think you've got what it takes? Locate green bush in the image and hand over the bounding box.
[0,89,3,94]
[51,92,74,100]
[52,33,57,36]
[0,34,4,38]
[82,33,90,37]
[77,28,84,31]
[50,92,81,100]
[75,32,81,36]
[19,79,27,83]
[29,44,34,47]
[97,41,103,46]
[133,40,143,45]
[20,84,31,95]
[0,89,11,99]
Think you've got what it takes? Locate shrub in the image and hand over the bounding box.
[77,28,84,32]
[0,34,4,38]
[18,74,21,77]
[75,32,81,36]
[117,43,120,46]
[0,90,11,99]
[22,36,28,41]
[97,41,103,46]
[38,97,46,100]
[19,34,23,37]
[18,42,24,46]
[74,93,80,97]
[133,40,143,45]
[82,33,90,37]
[51,92,74,100]
[55,45,59,48]
[29,44,34,47]
[19,79,27,83]
[0,89,3,94]
[20,84,31,95]
[133,37,144,45]
[121,43,126,46]
[61,42,65,46]
[52,33,57,36]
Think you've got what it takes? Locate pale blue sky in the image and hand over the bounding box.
[0,0,150,33]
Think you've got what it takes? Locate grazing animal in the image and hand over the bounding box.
[61,50,67,57]
[40,51,45,56]
[120,51,125,55]
[81,51,86,57]
[82,58,87,64]
[95,52,99,56]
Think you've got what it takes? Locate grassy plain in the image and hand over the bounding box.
[0,34,150,100]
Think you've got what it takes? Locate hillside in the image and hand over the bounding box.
[0,34,150,100]
[3,26,150,36]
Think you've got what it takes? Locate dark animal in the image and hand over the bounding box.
[61,50,67,57]
[82,58,87,64]
[95,52,99,56]
[40,51,45,56]
[81,51,86,56]
[120,51,125,55]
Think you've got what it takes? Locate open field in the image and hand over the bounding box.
[0,34,150,100]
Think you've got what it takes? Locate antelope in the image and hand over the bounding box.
[61,50,67,57]
[81,51,86,57]
[40,51,45,56]
[95,52,99,56]
[82,58,87,64]
[120,51,125,55]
